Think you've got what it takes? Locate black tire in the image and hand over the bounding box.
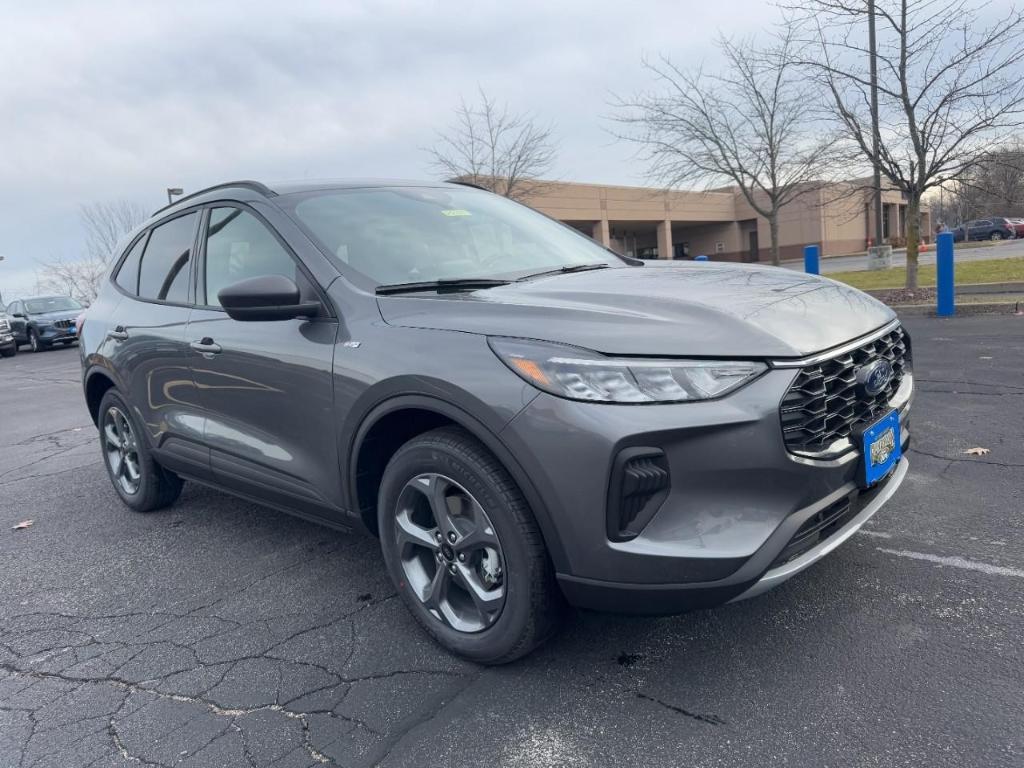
[28,329,44,353]
[98,389,183,512]
[378,426,563,664]
[991,232,1002,241]
[0,345,14,358]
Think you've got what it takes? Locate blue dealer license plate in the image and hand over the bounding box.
[861,409,901,487]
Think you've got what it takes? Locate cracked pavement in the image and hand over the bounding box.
[1,315,1023,767]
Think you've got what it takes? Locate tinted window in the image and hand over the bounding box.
[286,187,615,286]
[138,213,197,302]
[204,208,297,306]
[24,296,82,313]
[115,235,147,295]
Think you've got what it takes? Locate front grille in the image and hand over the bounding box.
[54,319,75,329]
[780,325,910,456]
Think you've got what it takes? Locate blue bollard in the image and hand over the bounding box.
[936,232,954,316]
[695,254,708,261]
[804,244,820,274]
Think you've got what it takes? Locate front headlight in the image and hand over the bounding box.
[489,337,767,403]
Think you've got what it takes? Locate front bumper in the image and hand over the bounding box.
[38,325,78,343]
[500,365,911,614]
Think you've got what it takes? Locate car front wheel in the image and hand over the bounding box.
[378,426,563,664]
[28,329,43,352]
[0,345,14,358]
[991,231,1003,241]
[98,389,183,512]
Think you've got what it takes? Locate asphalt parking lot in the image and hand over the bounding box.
[1,315,1022,768]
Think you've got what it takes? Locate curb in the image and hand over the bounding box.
[893,300,1024,317]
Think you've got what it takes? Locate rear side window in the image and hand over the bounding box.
[114,235,147,295]
[203,208,297,307]
[138,213,198,303]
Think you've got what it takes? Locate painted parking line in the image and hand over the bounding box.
[876,547,1024,578]
[858,529,893,539]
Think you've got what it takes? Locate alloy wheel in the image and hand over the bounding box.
[103,406,141,495]
[29,331,38,352]
[393,473,506,633]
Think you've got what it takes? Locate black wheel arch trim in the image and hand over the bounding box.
[83,363,128,426]
[344,391,567,571]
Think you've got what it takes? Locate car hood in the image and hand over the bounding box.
[376,263,895,359]
[30,310,80,323]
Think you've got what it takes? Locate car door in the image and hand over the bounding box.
[185,204,342,518]
[106,212,212,480]
[7,301,26,343]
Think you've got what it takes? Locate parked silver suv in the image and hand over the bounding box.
[80,180,912,662]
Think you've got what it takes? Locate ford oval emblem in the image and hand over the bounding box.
[857,359,894,397]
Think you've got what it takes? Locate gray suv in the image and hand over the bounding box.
[80,180,912,663]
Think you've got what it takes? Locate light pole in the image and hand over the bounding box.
[0,255,5,307]
[166,187,184,205]
[867,0,891,270]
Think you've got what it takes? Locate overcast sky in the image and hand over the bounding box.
[1,0,783,298]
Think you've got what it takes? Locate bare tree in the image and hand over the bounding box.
[35,255,111,304]
[38,200,147,303]
[615,31,836,265]
[428,89,557,201]
[935,142,1024,221]
[80,200,148,262]
[789,0,1024,288]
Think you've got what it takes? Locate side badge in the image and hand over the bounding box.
[342,341,362,349]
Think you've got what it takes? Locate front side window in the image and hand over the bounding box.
[24,296,82,314]
[284,186,619,286]
[203,208,298,307]
[114,235,147,295]
[138,213,197,303]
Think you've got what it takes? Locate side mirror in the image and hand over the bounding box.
[11,312,24,319]
[217,275,321,322]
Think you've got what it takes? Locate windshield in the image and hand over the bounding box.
[25,296,82,313]
[284,186,621,286]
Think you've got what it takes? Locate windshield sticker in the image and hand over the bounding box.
[441,209,472,217]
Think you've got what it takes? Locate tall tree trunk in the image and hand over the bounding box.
[905,195,921,289]
[769,214,780,266]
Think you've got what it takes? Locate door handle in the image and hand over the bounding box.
[107,326,129,341]
[190,337,222,355]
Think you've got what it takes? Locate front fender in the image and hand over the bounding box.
[341,386,569,571]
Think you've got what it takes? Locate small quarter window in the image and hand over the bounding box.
[138,213,198,303]
[115,235,147,295]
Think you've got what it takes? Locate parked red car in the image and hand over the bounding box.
[1007,218,1024,238]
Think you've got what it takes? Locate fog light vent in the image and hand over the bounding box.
[607,448,670,541]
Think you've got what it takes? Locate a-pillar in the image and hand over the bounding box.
[657,219,673,259]
[592,218,610,248]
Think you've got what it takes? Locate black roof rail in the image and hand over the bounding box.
[447,179,492,192]
[150,180,276,216]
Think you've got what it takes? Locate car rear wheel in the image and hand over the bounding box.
[378,426,563,664]
[98,389,183,512]
[991,231,1003,241]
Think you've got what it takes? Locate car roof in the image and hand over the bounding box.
[150,178,473,218]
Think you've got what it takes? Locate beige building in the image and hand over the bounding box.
[519,179,930,262]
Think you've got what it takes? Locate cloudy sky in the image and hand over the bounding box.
[1,0,782,298]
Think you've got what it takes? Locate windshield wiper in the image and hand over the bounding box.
[375,278,511,295]
[517,263,610,281]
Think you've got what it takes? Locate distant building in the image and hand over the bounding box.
[518,179,929,261]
